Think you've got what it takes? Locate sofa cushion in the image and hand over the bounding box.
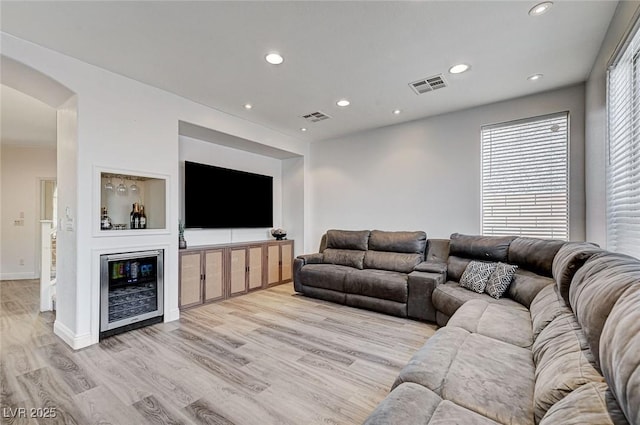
[368,230,427,254]
[298,264,352,292]
[446,299,533,348]
[364,250,422,273]
[325,229,370,251]
[363,382,441,425]
[569,251,640,368]
[345,294,407,318]
[414,261,447,274]
[551,242,602,307]
[446,256,472,282]
[539,382,629,425]
[532,312,603,422]
[508,237,565,277]
[426,239,450,263]
[322,248,365,269]
[459,261,497,293]
[364,383,502,425]
[432,281,523,318]
[485,262,518,299]
[507,269,554,308]
[449,233,515,262]
[599,286,640,425]
[395,328,535,425]
[529,284,571,340]
[344,269,408,303]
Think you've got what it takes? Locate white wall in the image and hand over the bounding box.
[0,145,56,279]
[309,84,586,249]
[585,2,640,248]
[179,135,283,246]
[1,31,309,349]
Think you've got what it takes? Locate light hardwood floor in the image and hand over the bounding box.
[0,279,436,425]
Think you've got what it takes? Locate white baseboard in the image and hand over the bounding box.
[165,308,180,322]
[54,321,94,350]
[0,272,38,280]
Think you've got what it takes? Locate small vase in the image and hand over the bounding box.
[179,237,187,249]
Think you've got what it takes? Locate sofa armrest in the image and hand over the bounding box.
[407,271,444,322]
[414,261,447,275]
[296,253,324,265]
[293,253,324,292]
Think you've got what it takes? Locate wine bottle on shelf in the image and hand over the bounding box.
[130,203,136,229]
[133,203,140,229]
[140,205,147,229]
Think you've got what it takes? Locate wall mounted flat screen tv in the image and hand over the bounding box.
[184,161,273,228]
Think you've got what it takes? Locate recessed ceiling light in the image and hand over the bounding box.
[448,63,470,74]
[529,1,553,16]
[527,73,544,81]
[265,53,284,65]
[336,99,350,107]
[300,127,307,132]
[393,109,401,115]
[244,103,253,109]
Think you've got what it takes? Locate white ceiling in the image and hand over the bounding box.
[1,84,57,147]
[0,1,618,143]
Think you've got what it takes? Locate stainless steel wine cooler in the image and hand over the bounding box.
[100,250,164,339]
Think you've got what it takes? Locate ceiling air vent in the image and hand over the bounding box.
[302,111,331,123]
[409,74,447,95]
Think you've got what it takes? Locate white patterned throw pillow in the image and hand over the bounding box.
[459,261,497,293]
[486,262,518,299]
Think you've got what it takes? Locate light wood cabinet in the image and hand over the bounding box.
[179,239,293,309]
[179,252,202,308]
[248,246,264,291]
[230,248,248,296]
[204,249,224,302]
[267,240,294,287]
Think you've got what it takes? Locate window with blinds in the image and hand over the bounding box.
[481,112,569,240]
[607,23,640,258]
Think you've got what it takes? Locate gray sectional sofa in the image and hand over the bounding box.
[363,235,639,425]
[293,229,443,319]
[294,231,639,424]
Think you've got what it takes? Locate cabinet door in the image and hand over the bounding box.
[229,248,248,296]
[248,246,264,290]
[179,252,203,308]
[204,249,224,302]
[281,241,293,282]
[267,244,280,285]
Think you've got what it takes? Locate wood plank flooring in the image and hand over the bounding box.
[0,279,436,425]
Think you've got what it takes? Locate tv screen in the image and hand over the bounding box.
[184,161,273,228]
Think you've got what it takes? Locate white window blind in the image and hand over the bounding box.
[481,112,569,240]
[607,23,640,258]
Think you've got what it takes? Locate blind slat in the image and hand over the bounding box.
[481,112,569,240]
[607,26,640,259]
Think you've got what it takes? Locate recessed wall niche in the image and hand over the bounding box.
[100,172,166,231]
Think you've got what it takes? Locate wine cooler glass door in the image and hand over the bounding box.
[100,250,164,332]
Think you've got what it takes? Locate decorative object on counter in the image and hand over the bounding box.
[179,220,187,249]
[140,205,147,229]
[113,224,127,230]
[271,228,287,240]
[116,177,128,195]
[100,207,113,230]
[104,177,114,191]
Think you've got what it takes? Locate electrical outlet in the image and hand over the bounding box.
[19,259,24,266]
